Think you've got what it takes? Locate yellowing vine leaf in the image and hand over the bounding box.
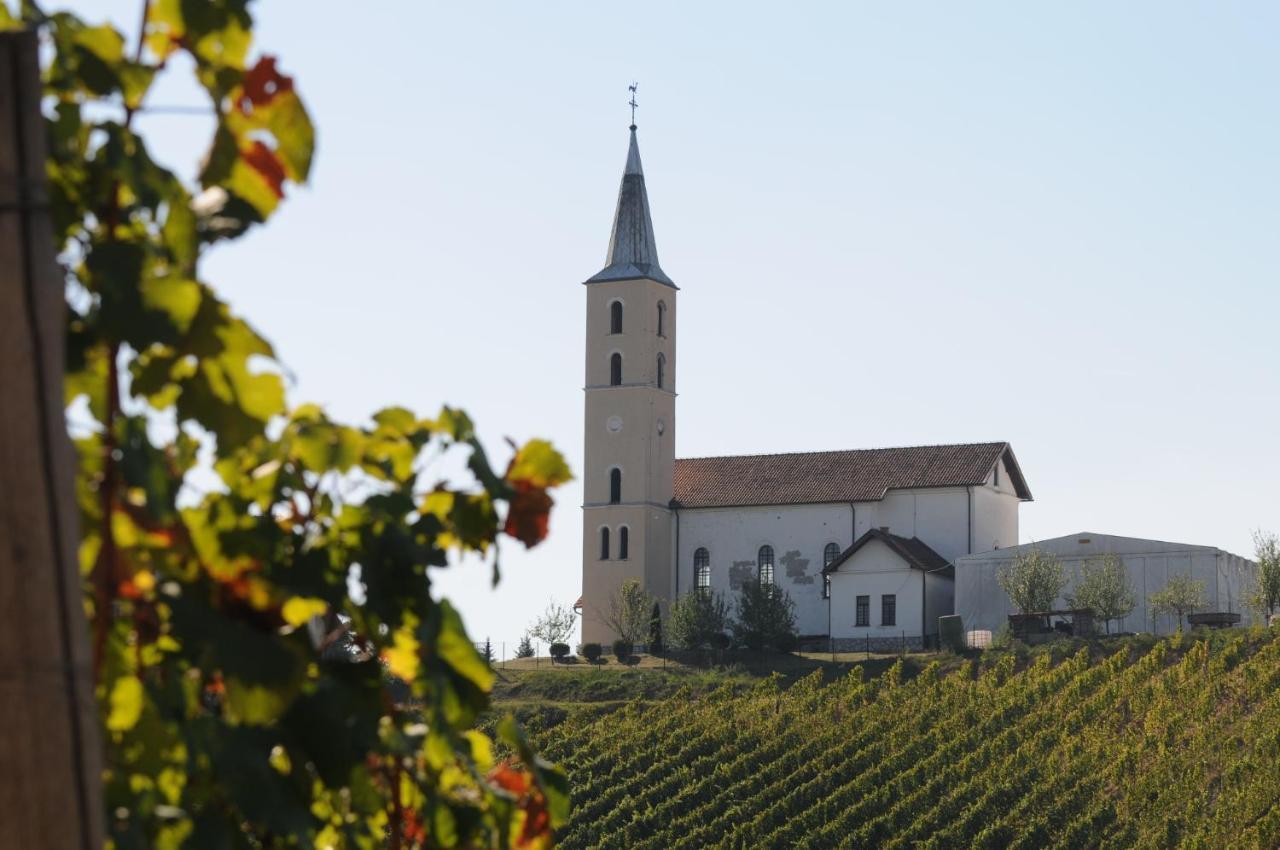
[106,675,144,732]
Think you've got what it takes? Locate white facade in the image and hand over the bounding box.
[673,477,1019,638]
[954,533,1260,636]
[827,537,953,648]
[972,454,1022,553]
[676,503,852,637]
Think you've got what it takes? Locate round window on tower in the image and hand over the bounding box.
[606,416,623,433]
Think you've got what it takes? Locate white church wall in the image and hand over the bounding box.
[971,484,1019,554]
[954,533,1260,637]
[676,503,853,636]
[875,488,970,562]
[672,483,1022,640]
[829,538,929,649]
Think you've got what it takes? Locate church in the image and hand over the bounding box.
[578,122,1033,649]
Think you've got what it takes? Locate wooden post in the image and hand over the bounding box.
[0,30,104,850]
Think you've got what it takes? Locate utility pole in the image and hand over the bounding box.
[0,30,104,850]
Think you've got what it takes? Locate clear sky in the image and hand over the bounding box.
[76,1,1279,653]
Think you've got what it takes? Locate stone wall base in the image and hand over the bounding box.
[833,635,926,653]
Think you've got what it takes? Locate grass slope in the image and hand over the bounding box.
[508,630,1280,849]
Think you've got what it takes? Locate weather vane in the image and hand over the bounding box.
[628,82,639,128]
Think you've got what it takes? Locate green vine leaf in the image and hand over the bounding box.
[30,1,572,846]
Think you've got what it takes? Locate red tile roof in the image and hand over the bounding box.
[672,442,1031,509]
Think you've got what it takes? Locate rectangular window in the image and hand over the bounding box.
[881,594,896,627]
[855,595,869,628]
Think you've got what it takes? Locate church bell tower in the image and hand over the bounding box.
[580,117,677,645]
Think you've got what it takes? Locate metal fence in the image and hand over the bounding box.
[472,632,958,671]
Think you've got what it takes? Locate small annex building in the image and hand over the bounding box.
[822,529,955,651]
[955,533,1259,638]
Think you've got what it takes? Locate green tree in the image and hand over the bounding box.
[1150,574,1208,629]
[8,3,572,846]
[1066,554,1136,634]
[1250,530,1280,619]
[516,634,536,658]
[528,599,577,646]
[668,588,731,650]
[604,578,653,645]
[731,581,797,651]
[648,601,664,655]
[998,548,1068,614]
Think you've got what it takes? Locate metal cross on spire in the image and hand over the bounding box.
[628,82,639,129]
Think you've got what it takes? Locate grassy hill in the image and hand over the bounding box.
[496,630,1280,849]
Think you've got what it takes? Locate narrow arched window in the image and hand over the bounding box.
[657,301,666,337]
[619,526,629,560]
[758,545,774,585]
[609,468,622,504]
[694,548,710,590]
[823,543,840,600]
[610,301,623,334]
[610,353,622,386]
[656,353,666,389]
[600,527,610,560]
[824,543,841,569]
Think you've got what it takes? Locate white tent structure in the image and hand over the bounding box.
[954,532,1258,636]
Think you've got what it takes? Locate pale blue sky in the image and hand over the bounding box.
[79,1,1279,651]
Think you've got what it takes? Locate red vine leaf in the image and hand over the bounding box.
[487,761,531,796]
[241,141,286,199]
[503,481,553,548]
[240,55,294,111]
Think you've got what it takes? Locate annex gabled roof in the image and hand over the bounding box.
[585,127,676,288]
[672,442,1031,509]
[823,529,953,576]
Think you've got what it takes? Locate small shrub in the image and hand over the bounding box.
[991,624,1017,650]
[581,643,603,664]
[612,638,632,663]
[648,601,664,656]
[515,635,535,659]
[549,642,570,662]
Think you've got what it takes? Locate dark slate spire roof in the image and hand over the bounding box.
[586,127,676,288]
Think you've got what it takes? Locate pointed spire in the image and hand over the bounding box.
[586,127,676,287]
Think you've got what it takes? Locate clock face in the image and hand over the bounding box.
[606,416,623,433]
[656,418,666,436]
